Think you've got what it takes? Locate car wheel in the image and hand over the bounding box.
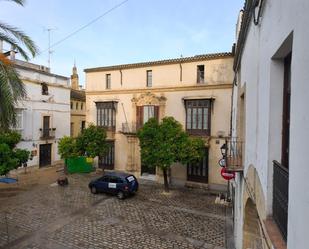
[117,191,125,200]
[91,186,97,194]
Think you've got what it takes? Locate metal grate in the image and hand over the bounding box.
[224,137,243,171]
[273,160,289,241]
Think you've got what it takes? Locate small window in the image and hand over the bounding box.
[106,74,111,89]
[146,70,152,87]
[81,103,83,110]
[76,102,78,110]
[81,121,86,131]
[70,102,73,109]
[197,65,205,83]
[41,83,48,95]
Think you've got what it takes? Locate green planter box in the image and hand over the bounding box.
[65,156,95,174]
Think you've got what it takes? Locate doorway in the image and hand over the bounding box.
[39,144,52,167]
[187,148,209,183]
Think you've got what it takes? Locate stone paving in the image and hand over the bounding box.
[0,173,233,249]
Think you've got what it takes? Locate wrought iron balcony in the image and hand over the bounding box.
[121,122,142,134]
[223,137,243,171]
[40,128,56,139]
[273,160,289,241]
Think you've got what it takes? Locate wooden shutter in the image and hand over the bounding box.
[136,106,143,129]
[154,106,159,121]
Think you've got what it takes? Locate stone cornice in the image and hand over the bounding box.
[86,83,232,96]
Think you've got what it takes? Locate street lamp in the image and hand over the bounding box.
[220,143,227,157]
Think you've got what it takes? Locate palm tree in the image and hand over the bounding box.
[0,0,38,130]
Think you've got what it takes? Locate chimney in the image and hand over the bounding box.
[0,40,3,53]
[10,45,15,60]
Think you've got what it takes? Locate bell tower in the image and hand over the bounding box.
[71,62,79,90]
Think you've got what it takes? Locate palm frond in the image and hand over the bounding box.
[0,32,30,60]
[3,0,25,6]
[0,22,39,59]
[0,60,26,130]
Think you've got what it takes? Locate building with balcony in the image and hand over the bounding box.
[11,57,70,167]
[70,64,86,137]
[230,0,309,248]
[85,52,234,188]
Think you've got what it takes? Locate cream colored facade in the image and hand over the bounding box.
[70,65,86,137]
[85,53,233,188]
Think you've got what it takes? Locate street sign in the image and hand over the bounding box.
[221,168,235,180]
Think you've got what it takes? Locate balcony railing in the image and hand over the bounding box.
[121,122,142,134]
[224,137,243,171]
[40,128,56,139]
[273,160,289,241]
[98,125,115,132]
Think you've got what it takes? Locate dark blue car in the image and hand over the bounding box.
[88,172,138,199]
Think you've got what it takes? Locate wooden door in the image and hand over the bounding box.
[187,148,208,183]
[39,144,52,167]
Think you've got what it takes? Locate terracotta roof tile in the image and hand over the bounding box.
[84,52,233,73]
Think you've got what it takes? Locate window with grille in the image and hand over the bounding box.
[146,70,152,87]
[106,74,111,89]
[96,102,116,129]
[185,99,211,135]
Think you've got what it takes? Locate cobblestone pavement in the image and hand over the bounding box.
[0,173,233,249]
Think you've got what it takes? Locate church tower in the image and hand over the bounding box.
[71,63,79,90]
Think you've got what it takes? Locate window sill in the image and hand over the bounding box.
[264,218,287,249]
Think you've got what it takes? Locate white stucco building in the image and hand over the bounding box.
[230,0,309,248]
[13,59,70,167]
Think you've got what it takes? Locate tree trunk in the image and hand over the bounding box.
[163,168,169,192]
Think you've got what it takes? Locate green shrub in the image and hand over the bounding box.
[0,131,29,176]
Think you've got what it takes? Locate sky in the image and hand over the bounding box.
[0,0,244,86]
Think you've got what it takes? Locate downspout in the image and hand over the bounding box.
[120,69,123,86]
[179,63,182,82]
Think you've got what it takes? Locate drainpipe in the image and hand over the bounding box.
[120,69,123,86]
[179,63,182,82]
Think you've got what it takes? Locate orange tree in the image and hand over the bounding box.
[137,117,204,192]
[0,130,29,176]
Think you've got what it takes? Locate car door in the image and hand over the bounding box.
[96,176,109,192]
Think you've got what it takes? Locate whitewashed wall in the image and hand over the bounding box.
[233,0,309,248]
[15,67,70,167]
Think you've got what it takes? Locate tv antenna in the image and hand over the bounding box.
[44,27,57,69]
